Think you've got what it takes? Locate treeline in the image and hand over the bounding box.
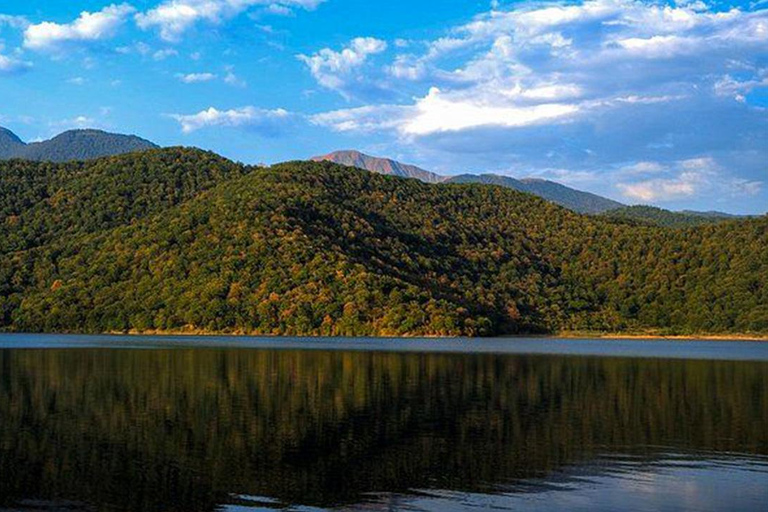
[0,148,765,336]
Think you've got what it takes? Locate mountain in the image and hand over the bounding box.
[312,150,446,183]
[311,150,623,213]
[446,174,624,214]
[0,127,158,162]
[1,149,765,337]
[0,127,25,155]
[602,205,745,228]
[518,178,625,214]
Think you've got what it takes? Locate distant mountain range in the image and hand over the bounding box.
[312,150,747,223]
[314,150,623,214]
[0,127,158,162]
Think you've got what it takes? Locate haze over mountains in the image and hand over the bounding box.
[0,127,157,163]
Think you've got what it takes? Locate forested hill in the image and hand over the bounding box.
[0,128,158,162]
[0,148,766,337]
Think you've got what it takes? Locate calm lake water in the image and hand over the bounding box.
[0,335,766,512]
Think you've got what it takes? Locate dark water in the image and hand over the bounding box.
[0,335,766,511]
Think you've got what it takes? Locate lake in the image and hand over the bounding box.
[0,334,766,511]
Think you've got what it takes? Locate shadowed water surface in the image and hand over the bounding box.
[0,334,766,511]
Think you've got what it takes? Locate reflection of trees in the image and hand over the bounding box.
[0,349,766,510]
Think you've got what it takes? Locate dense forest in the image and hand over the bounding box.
[0,148,765,336]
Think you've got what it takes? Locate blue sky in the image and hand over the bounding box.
[0,0,766,213]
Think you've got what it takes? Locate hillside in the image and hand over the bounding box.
[1,149,765,337]
[602,205,744,228]
[313,150,624,213]
[312,150,446,183]
[0,128,158,162]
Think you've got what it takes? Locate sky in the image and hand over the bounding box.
[0,0,766,214]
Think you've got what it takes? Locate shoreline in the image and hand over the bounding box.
[554,332,768,342]
[93,329,768,342]
[3,329,766,342]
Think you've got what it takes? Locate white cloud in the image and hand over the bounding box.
[116,41,151,55]
[224,67,247,87]
[616,157,763,203]
[618,161,667,176]
[0,52,31,74]
[387,55,427,81]
[614,35,702,58]
[729,178,763,196]
[136,0,325,42]
[0,14,30,29]
[170,106,290,133]
[618,175,699,201]
[402,87,580,135]
[310,104,410,133]
[714,72,768,102]
[176,72,217,83]
[153,48,178,60]
[298,37,387,95]
[24,4,136,52]
[50,115,101,131]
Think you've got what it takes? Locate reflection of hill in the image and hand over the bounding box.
[0,349,766,510]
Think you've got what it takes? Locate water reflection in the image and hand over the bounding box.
[0,348,766,511]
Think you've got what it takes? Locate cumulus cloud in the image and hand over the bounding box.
[24,4,136,52]
[617,157,763,202]
[304,0,767,210]
[402,86,581,135]
[313,1,768,137]
[223,66,247,87]
[298,37,387,97]
[49,115,106,132]
[153,48,178,60]
[136,0,325,42]
[176,72,217,83]
[0,14,30,30]
[170,106,291,133]
[0,52,31,74]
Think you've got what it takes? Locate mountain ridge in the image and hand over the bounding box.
[0,127,158,162]
[313,149,624,214]
[312,150,750,219]
[312,150,446,184]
